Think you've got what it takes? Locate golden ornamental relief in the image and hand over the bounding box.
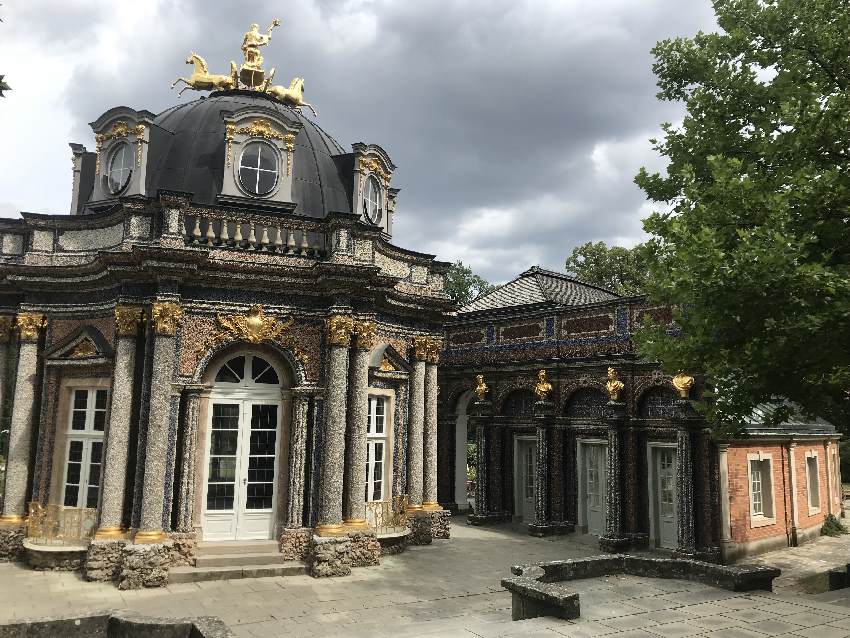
[379,354,395,371]
[225,120,296,169]
[326,315,354,347]
[0,315,13,343]
[672,371,695,398]
[151,302,183,336]
[410,335,430,361]
[352,321,377,350]
[534,369,553,401]
[425,337,443,364]
[68,339,98,358]
[359,156,391,183]
[115,306,145,337]
[606,367,625,402]
[16,313,45,342]
[95,121,146,174]
[474,374,489,401]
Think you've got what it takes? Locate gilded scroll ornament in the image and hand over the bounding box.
[0,315,13,343]
[411,335,430,361]
[353,321,377,350]
[326,315,354,347]
[379,354,395,371]
[534,369,553,401]
[672,371,695,398]
[151,302,183,336]
[474,374,489,401]
[359,156,391,183]
[94,121,146,174]
[16,313,44,342]
[225,119,296,168]
[68,339,98,358]
[115,306,145,337]
[425,337,443,364]
[605,367,625,402]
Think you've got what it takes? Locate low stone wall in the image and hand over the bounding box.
[409,513,432,545]
[378,531,409,555]
[279,527,311,560]
[0,525,25,562]
[347,531,381,567]
[23,541,86,571]
[0,611,234,637]
[502,555,781,621]
[168,532,197,567]
[85,539,127,582]
[307,535,351,578]
[118,542,173,590]
[431,510,451,539]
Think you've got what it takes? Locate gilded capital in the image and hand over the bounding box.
[150,302,183,336]
[16,313,45,342]
[411,335,430,361]
[115,306,145,337]
[425,337,443,364]
[0,316,13,343]
[352,320,377,350]
[672,371,695,399]
[326,315,354,347]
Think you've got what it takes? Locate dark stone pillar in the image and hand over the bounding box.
[673,398,698,557]
[528,401,551,536]
[599,400,631,552]
[468,400,497,525]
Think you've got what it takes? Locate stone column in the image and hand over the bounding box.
[136,302,182,544]
[407,337,428,511]
[1,313,44,523]
[176,387,203,533]
[467,398,493,525]
[717,443,733,561]
[286,393,311,528]
[423,338,441,509]
[315,314,353,536]
[599,399,630,552]
[529,400,553,536]
[96,306,144,539]
[343,321,375,528]
[675,399,697,556]
[0,316,12,425]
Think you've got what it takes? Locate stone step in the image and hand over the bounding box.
[195,552,289,568]
[196,540,280,556]
[169,561,306,584]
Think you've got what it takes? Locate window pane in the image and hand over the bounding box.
[206,483,234,511]
[73,390,88,410]
[252,357,279,384]
[240,144,260,169]
[71,410,87,430]
[86,486,99,509]
[209,457,236,482]
[258,145,275,170]
[212,403,240,427]
[211,430,238,456]
[68,440,84,462]
[93,410,106,432]
[66,461,81,485]
[95,390,107,410]
[64,486,79,507]
[257,171,276,195]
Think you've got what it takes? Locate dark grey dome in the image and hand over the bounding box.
[146,91,352,217]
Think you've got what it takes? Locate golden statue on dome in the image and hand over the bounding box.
[240,19,281,88]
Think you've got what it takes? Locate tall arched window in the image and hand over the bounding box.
[564,387,608,419]
[213,354,280,386]
[501,389,536,417]
[638,387,678,418]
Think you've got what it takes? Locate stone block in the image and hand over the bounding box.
[118,542,172,590]
[307,535,351,578]
[430,509,451,539]
[409,512,432,545]
[279,527,310,560]
[0,525,25,562]
[168,531,197,566]
[348,530,381,567]
[84,539,127,582]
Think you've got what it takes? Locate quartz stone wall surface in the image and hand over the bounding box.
[347,531,381,567]
[168,532,197,567]
[409,512,433,545]
[279,527,311,560]
[307,536,351,578]
[0,526,25,562]
[118,542,172,590]
[84,539,126,582]
[431,510,451,539]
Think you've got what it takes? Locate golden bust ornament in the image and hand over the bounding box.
[474,374,488,401]
[534,369,552,401]
[672,371,695,398]
[606,367,625,401]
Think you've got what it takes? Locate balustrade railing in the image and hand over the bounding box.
[365,495,409,535]
[26,502,97,546]
[184,212,327,258]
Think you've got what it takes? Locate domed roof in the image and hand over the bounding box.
[145,90,352,217]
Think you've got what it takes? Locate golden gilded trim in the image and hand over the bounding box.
[115,305,145,337]
[534,369,552,401]
[225,119,296,169]
[134,530,167,544]
[314,523,347,537]
[672,371,695,398]
[352,321,377,350]
[16,313,44,342]
[326,315,354,348]
[68,339,98,358]
[422,502,441,511]
[0,514,27,526]
[379,354,395,371]
[411,336,441,363]
[359,156,391,183]
[94,527,128,540]
[150,302,183,336]
[0,315,13,344]
[606,367,625,402]
[95,121,146,174]
[474,374,488,401]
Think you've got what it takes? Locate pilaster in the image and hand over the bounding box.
[407,336,427,510]
[599,400,630,552]
[673,398,697,557]
[423,338,441,509]
[468,399,500,525]
[286,392,311,528]
[343,320,374,529]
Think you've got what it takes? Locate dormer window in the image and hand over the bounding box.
[238,141,278,196]
[106,143,133,194]
[363,175,382,224]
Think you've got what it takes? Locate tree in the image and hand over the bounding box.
[635,0,850,429]
[565,241,648,295]
[444,261,495,308]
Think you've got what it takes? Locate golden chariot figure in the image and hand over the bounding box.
[240,19,281,87]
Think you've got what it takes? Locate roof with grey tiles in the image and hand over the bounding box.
[460,266,621,314]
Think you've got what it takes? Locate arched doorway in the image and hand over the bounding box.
[202,351,289,541]
[453,390,473,512]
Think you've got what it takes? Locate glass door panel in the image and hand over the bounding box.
[244,404,277,511]
[207,403,240,511]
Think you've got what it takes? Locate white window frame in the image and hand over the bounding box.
[365,390,394,503]
[746,452,776,528]
[61,387,108,509]
[832,448,841,509]
[363,175,382,224]
[805,450,821,515]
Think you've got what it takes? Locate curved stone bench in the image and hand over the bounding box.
[501,555,781,621]
[23,540,87,571]
[0,610,233,637]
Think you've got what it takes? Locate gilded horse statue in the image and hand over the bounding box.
[172,53,237,97]
[266,77,318,117]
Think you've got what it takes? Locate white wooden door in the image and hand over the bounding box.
[655,447,678,549]
[203,400,280,540]
[518,440,537,522]
[585,444,607,536]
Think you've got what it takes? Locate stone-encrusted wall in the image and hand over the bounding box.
[0,526,25,562]
[347,531,381,567]
[118,542,172,590]
[307,536,351,578]
[85,539,126,582]
[168,531,197,566]
[279,527,310,560]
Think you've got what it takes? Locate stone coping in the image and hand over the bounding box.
[23,540,88,552]
[501,554,781,621]
[376,529,410,540]
[0,610,234,637]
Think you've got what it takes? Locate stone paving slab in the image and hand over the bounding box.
[1,517,850,637]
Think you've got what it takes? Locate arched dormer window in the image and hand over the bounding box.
[363,175,382,224]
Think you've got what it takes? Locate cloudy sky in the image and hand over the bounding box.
[0,0,717,282]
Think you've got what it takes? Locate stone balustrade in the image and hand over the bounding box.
[184,213,327,257]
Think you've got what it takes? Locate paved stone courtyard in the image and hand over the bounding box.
[1,516,850,637]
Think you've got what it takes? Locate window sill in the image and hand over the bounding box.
[750,515,776,529]
[807,506,821,517]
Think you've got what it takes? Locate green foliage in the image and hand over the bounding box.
[821,513,848,537]
[635,0,850,430]
[565,241,649,295]
[445,261,495,308]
